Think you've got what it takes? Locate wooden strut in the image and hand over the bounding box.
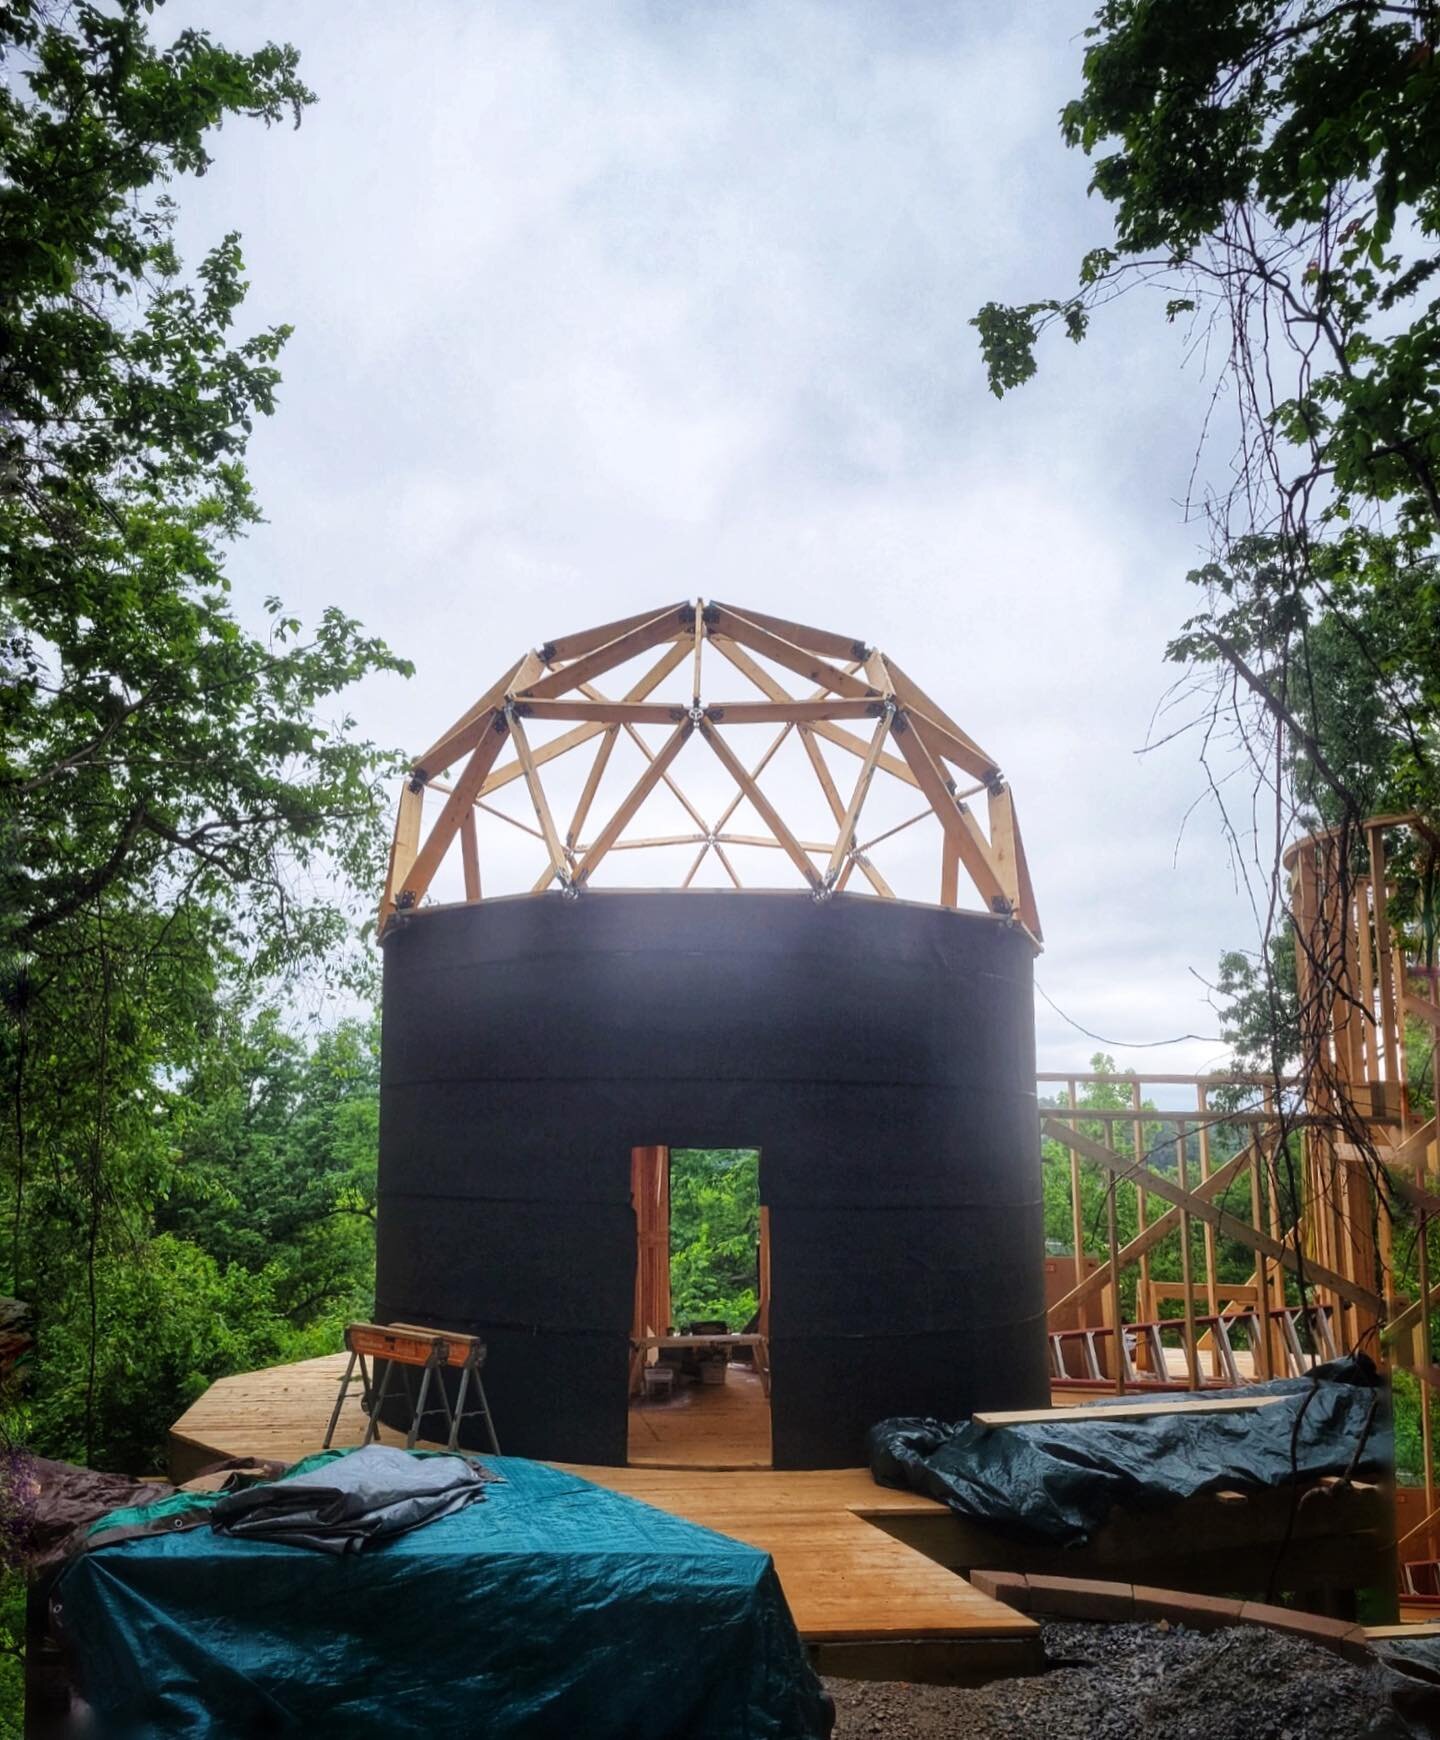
[1041,1117,1384,1317]
[379,600,1041,937]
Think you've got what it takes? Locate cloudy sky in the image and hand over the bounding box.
[165,0,1269,1076]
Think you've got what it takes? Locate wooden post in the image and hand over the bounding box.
[459,809,481,902]
[1176,1120,1200,1390]
[1132,1081,1151,1356]
[1250,1130,1275,1381]
[1068,1080,1085,1295]
[1106,1126,1125,1397]
[1196,1086,1221,1379]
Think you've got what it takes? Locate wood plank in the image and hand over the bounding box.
[539,601,690,666]
[707,606,876,702]
[973,1395,1283,1428]
[706,600,867,664]
[628,1362,770,1470]
[519,609,687,703]
[704,700,883,725]
[880,655,998,773]
[906,707,999,786]
[411,654,529,779]
[566,726,620,850]
[506,708,569,883]
[512,700,688,725]
[379,780,425,925]
[459,808,481,901]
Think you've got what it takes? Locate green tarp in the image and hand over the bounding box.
[59,1451,832,1739]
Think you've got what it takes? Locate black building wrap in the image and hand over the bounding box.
[376,889,1047,1467]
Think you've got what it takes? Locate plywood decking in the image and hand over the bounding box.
[628,1363,771,1469]
[170,1354,1039,1681]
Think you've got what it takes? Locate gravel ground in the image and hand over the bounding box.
[826,1621,1415,1740]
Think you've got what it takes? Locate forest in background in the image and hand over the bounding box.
[2,0,1440,1731]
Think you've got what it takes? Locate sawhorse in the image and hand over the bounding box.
[323,1321,500,1454]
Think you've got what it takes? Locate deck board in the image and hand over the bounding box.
[627,1362,772,1468]
[169,1353,1038,1670]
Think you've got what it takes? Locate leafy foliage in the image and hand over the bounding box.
[0,0,407,1569]
[975,1,1440,836]
[668,1150,761,1330]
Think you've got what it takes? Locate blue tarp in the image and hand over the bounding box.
[58,1452,832,1739]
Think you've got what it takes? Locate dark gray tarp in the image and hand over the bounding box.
[210,1443,492,1553]
[868,1354,1389,1545]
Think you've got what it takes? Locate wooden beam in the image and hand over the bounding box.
[579,833,706,852]
[1008,794,1043,941]
[571,719,694,887]
[566,726,619,850]
[707,606,876,702]
[519,608,688,703]
[710,636,919,789]
[892,711,1009,912]
[512,699,687,726]
[689,599,704,704]
[975,1396,1283,1428]
[539,601,689,666]
[1041,1117,1383,1316]
[986,784,1021,912]
[459,808,481,901]
[880,654,998,772]
[391,710,510,915]
[718,833,833,852]
[825,706,894,885]
[411,652,534,779]
[704,700,883,725]
[506,708,569,884]
[906,706,999,786]
[379,781,425,927]
[707,600,867,664]
[795,727,892,900]
[479,639,692,800]
[699,719,822,890]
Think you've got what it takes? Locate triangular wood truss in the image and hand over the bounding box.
[380,600,1041,942]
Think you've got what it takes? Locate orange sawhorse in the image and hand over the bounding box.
[323,1321,500,1454]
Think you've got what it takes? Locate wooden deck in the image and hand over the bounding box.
[628,1362,772,1468]
[170,1353,1039,1682]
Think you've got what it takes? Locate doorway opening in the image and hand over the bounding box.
[628,1146,771,1469]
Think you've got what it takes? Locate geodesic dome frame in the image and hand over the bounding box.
[379,599,1040,942]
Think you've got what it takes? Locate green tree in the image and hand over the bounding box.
[668,1150,761,1329]
[161,1010,379,1333]
[974,1,1440,830]
[0,0,408,1501]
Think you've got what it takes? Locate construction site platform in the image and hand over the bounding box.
[169,1352,1039,1681]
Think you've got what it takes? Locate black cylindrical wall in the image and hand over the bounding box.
[376,889,1046,1467]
